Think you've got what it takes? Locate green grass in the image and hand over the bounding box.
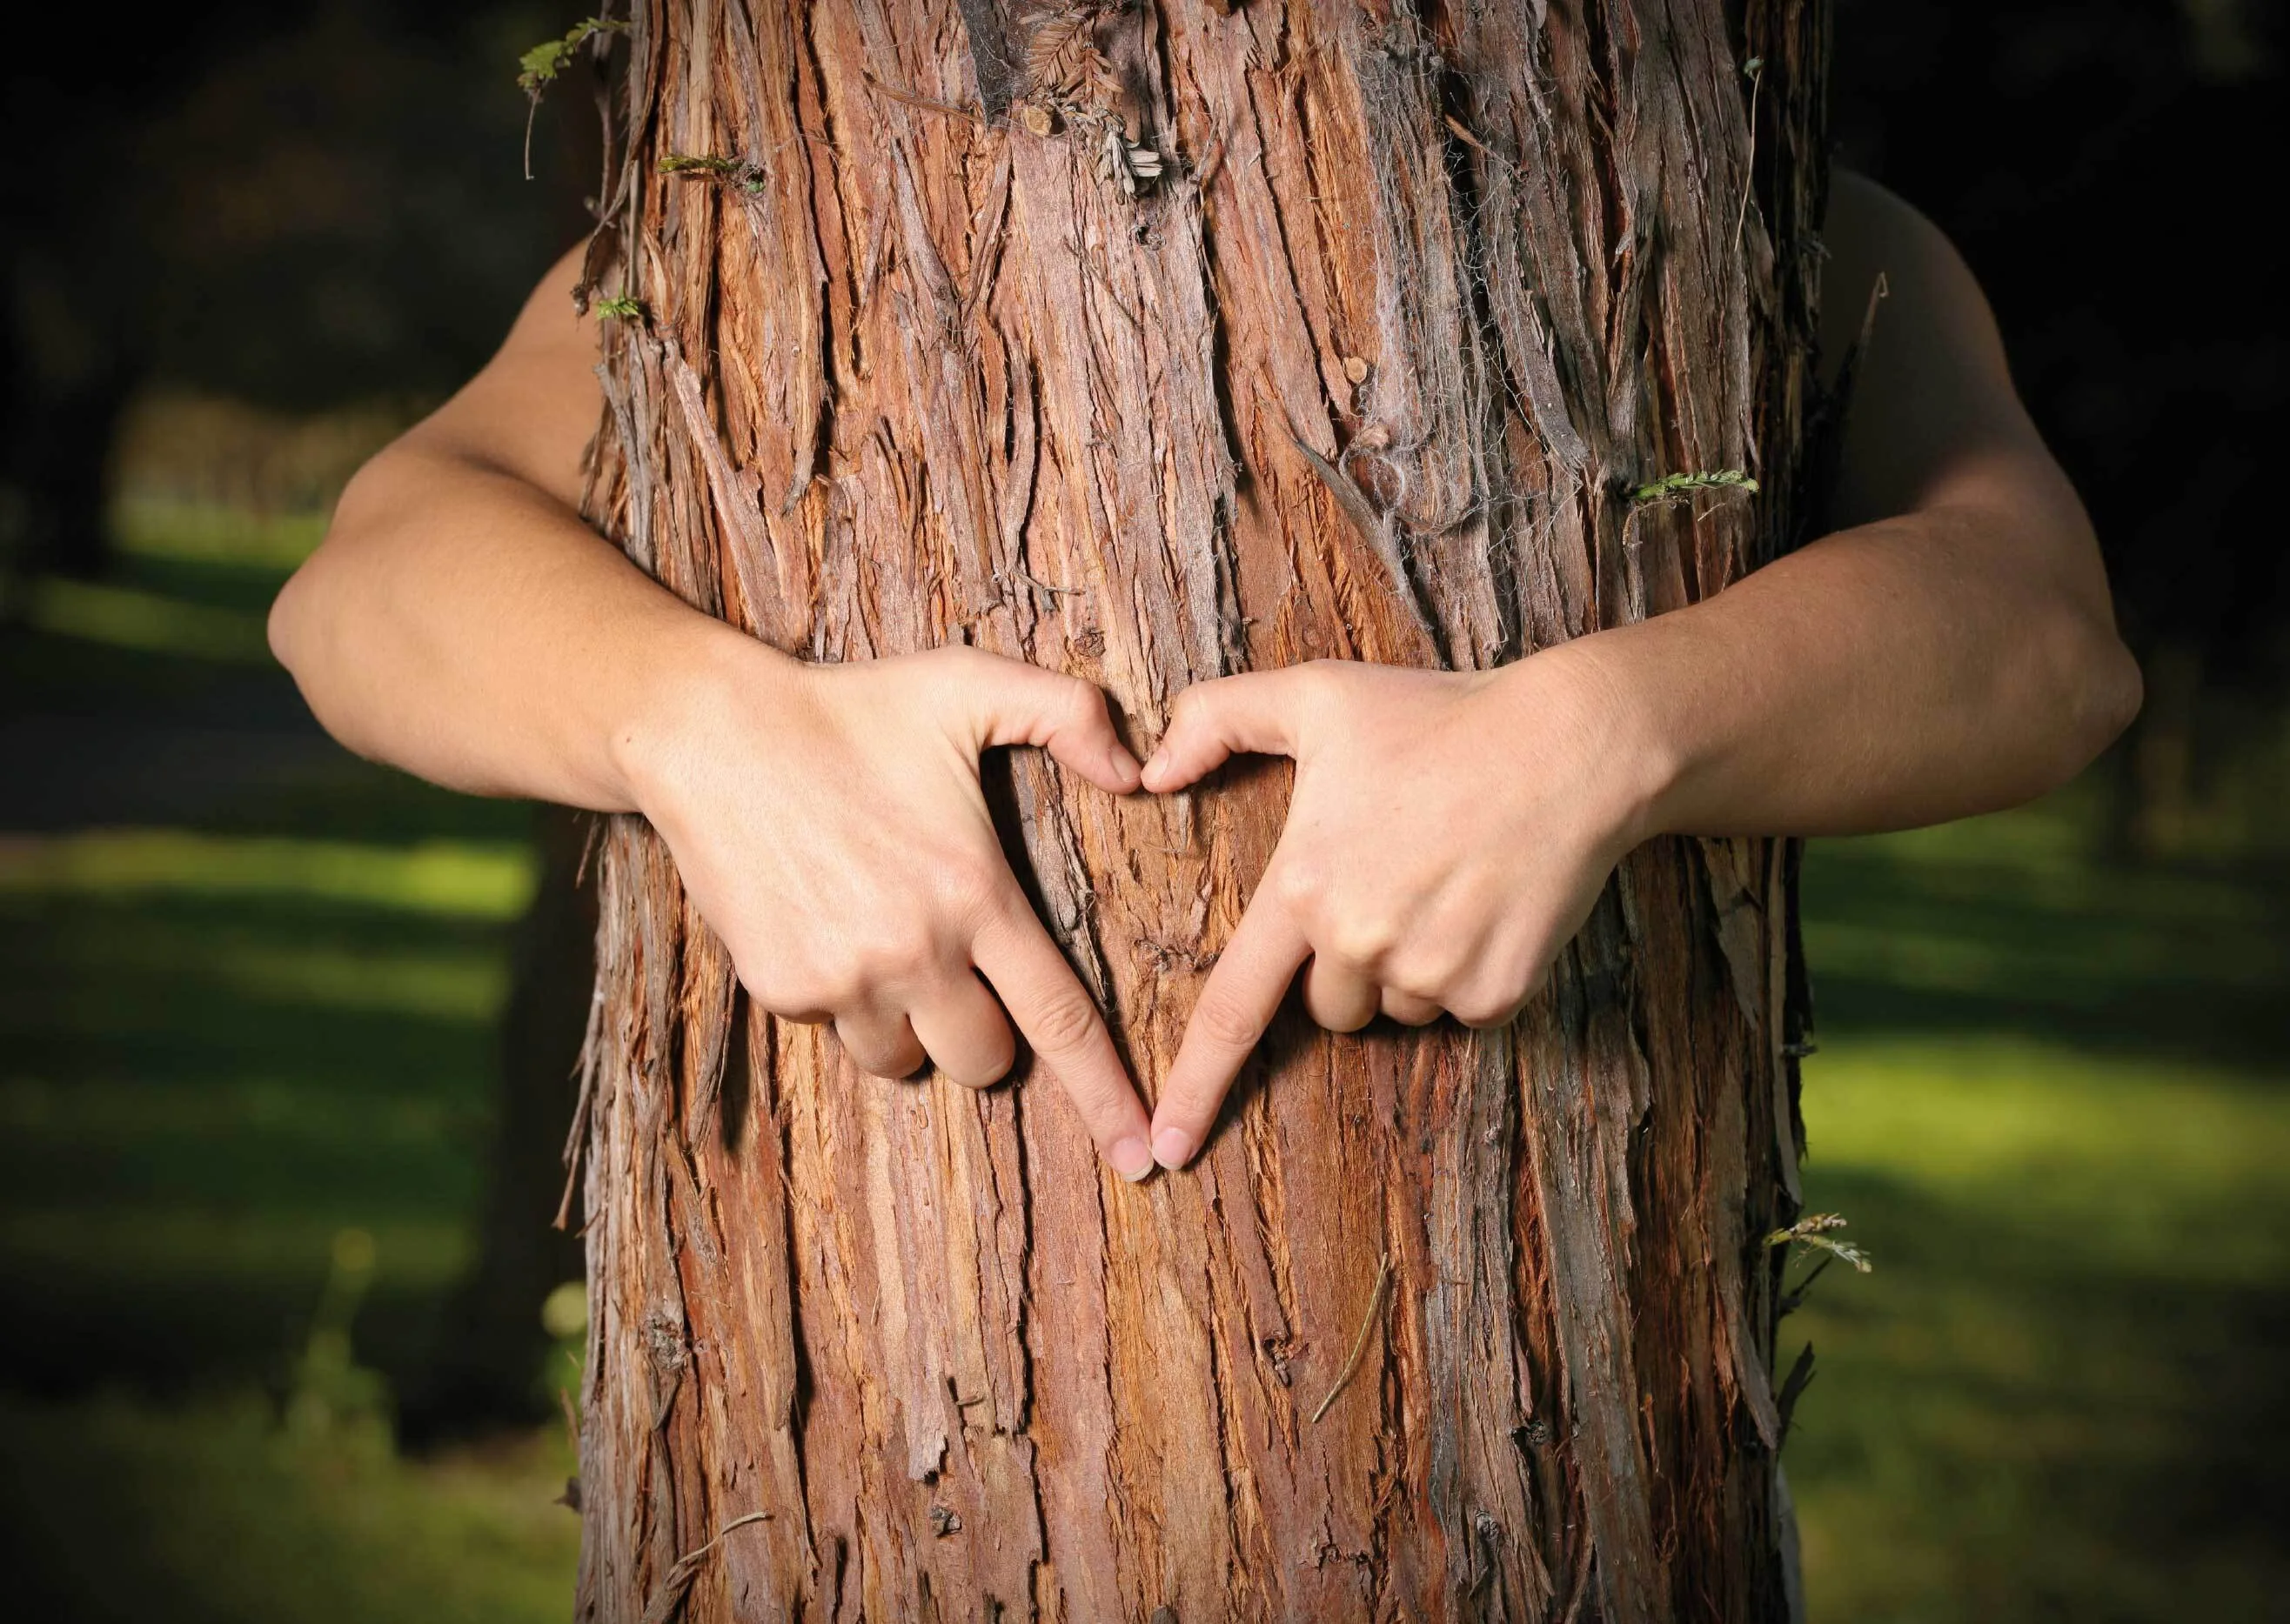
[1788,1044,2290,1621]
[1,541,580,1617]
[1789,804,2290,1622]
[0,1393,578,1624]
[1,542,2285,1620]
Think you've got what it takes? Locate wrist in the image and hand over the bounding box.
[606,618,803,816]
[1493,634,1688,851]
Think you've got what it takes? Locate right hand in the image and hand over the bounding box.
[623,635,1156,1181]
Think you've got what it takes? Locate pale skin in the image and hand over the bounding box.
[269,173,2142,1181]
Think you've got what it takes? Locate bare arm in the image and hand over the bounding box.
[271,250,1158,1180]
[270,247,679,808]
[1138,173,2143,1169]
[1577,168,2142,838]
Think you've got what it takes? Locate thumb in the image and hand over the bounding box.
[1140,667,1314,793]
[955,649,1142,794]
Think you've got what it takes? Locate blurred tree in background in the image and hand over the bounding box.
[1,1,593,585]
[0,0,606,1443]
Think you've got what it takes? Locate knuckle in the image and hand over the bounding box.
[734,954,824,1017]
[1058,1058,1129,1115]
[926,645,989,705]
[1025,985,1104,1054]
[834,935,925,1003]
[1322,906,1396,969]
[1193,992,1266,1051]
[933,856,1008,926]
[1450,992,1519,1029]
[1271,859,1335,922]
[1381,961,1443,1003]
[1056,672,1101,724]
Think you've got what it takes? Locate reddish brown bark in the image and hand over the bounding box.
[572,3,1829,1618]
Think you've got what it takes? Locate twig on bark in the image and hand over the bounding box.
[1442,112,1492,156]
[553,1388,583,1512]
[1001,565,1086,599]
[1734,57,1764,250]
[1310,1255,1393,1424]
[1775,1342,1818,1445]
[1777,1253,1835,1318]
[1193,130,1229,191]
[638,1511,774,1624]
[1558,1525,1596,1624]
[519,15,629,180]
[861,71,986,127]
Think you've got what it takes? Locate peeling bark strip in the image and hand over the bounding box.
[574,3,1829,1619]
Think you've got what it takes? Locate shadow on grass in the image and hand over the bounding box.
[1804,835,2290,1073]
[1786,1158,2290,1621]
[0,882,512,1403]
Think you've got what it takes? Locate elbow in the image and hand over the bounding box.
[266,561,315,679]
[267,538,347,697]
[2091,628,2145,750]
[269,453,385,688]
[2039,611,2143,789]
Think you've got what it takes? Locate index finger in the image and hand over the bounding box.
[1150,896,1311,1170]
[972,902,1155,1182]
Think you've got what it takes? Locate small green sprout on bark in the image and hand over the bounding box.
[1764,1211,1873,1273]
[660,153,769,194]
[592,296,645,321]
[518,17,631,178]
[1628,467,1761,507]
[518,17,629,96]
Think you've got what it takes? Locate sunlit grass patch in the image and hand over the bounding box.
[1786,1033,2290,1622]
[20,574,275,664]
[112,494,331,569]
[1798,1039,2290,1280]
[0,830,537,921]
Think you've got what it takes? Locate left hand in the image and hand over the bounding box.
[1136,652,1663,1170]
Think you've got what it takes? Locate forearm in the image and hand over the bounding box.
[1554,474,2141,842]
[270,446,763,811]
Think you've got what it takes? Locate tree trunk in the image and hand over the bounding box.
[572,3,1829,1619]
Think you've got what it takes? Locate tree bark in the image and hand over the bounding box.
[572,2,1829,1619]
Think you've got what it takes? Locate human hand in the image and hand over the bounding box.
[624,637,1156,1180]
[1136,653,1663,1170]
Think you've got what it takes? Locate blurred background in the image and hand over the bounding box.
[1,1,2284,1619]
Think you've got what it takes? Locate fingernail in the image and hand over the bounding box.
[1110,1136,1155,1183]
[1152,1126,1195,1170]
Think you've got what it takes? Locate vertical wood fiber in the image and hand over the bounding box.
[574,2,1830,1618]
